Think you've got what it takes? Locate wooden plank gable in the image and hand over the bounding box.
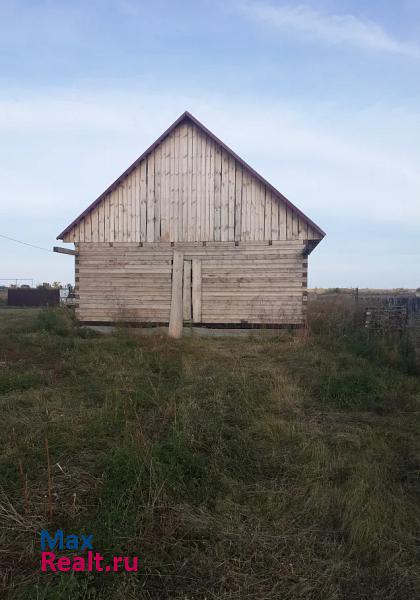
[59,112,325,244]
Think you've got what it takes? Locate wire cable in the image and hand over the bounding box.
[0,233,53,253]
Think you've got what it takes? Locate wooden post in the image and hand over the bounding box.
[192,258,202,323]
[169,251,184,338]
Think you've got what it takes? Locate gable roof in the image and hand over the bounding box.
[57,111,325,240]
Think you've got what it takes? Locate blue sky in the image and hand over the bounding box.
[1,0,419,287]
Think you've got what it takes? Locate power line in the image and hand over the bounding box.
[0,233,53,253]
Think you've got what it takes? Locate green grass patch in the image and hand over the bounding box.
[0,307,419,599]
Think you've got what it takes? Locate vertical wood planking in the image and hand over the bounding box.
[257,182,265,240]
[133,167,140,242]
[188,123,195,241]
[169,132,176,241]
[62,120,322,246]
[140,160,147,242]
[161,138,171,242]
[89,209,96,242]
[228,155,235,241]
[234,164,242,241]
[128,176,133,240]
[183,259,192,321]
[220,150,229,241]
[113,187,119,241]
[192,258,202,323]
[98,202,104,243]
[241,170,249,241]
[247,171,253,241]
[109,191,114,243]
[122,182,128,242]
[292,210,298,240]
[250,179,257,241]
[203,134,209,241]
[286,206,292,240]
[91,207,99,242]
[207,138,214,240]
[120,179,128,242]
[271,192,279,240]
[154,145,161,241]
[260,184,266,240]
[180,123,188,241]
[84,213,91,242]
[171,131,178,242]
[113,189,119,242]
[199,132,206,241]
[159,140,167,242]
[123,176,128,242]
[279,199,286,240]
[298,216,308,240]
[203,136,209,239]
[175,125,181,242]
[131,169,139,242]
[129,170,135,240]
[307,226,316,240]
[117,187,122,241]
[126,177,132,242]
[264,188,271,240]
[253,182,259,241]
[193,127,203,242]
[214,144,222,241]
[200,128,206,241]
[104,196,110,242]
[69,224,76,244]
[77,221,85,243]
[168,250,184,338]
[147,153,155,242]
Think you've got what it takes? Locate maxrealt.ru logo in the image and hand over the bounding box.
[40,530,139,573]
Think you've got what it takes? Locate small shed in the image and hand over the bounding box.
[57,111,325,335]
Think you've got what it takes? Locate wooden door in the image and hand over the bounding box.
[169,253,202,338]
[191,258,202,323]
[183,260,192,322]
[183,259,202,324]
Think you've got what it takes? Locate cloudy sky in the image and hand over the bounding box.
[1,0,419,287]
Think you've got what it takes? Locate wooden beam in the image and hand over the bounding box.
[168,250,184,338]
[192,258,202,323]
[53,247,77,256]
[183,259,192,321]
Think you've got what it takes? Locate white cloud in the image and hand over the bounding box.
[237,2,420,59]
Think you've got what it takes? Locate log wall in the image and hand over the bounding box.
[76,241,307,326]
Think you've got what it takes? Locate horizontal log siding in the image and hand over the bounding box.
[64,122,322,244]
[76,241,306,325]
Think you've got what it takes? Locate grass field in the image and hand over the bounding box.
[0,304,419,599]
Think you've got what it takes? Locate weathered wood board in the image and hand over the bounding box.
[76,242,307,325]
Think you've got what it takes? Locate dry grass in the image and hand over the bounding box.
[0,305,419,599]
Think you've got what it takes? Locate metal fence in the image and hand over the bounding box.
[364,296,420,332]
[7,288,60,307]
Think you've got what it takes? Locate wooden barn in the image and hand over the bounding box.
[57,111,325,336]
